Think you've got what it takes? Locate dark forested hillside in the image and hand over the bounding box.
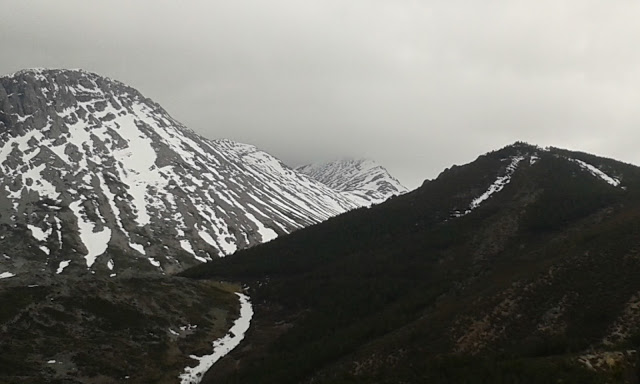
[183,143,640,383]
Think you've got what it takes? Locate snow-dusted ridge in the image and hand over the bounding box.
[0,68,391,276]
[297,158,408,206]
[179,292,253,384]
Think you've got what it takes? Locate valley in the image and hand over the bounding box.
[2,69,640,383]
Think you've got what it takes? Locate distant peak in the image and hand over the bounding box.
[297,158,408,206]
[2,68,129,90]
[5,68,91,78]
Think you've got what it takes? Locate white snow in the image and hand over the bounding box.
[107,259,114,270]
[54,217,63,249]
[28,224,51,242]
[530,155,539,165]
[110,110,158,227]
[70,201,112,268]
[0,71,384,276]
[47,360,56,364]
[180,324,198,332]
[198,230,220,252]
[570,158,621,187]
[0,272,16,279]
[453,156,525,218]
[56,260,71,274]
[469,156,524,210]
[180,240,207,263]
[129,243,146,255]
[96,173,130,239]
[148,257,161,267]
[179,293,253,384]
[244,212,278,243]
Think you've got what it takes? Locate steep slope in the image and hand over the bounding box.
[0,68,362,278]
[184,142,640,384]
[297,159,408,205]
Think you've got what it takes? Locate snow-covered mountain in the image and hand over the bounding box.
[297,159,408,205]
[0,69,370,277]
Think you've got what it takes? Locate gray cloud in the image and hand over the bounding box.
[2,0,640,189]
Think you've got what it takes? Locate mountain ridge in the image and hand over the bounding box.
[297,158,408,205]
[183,142,640,383]
[0,68,398,279]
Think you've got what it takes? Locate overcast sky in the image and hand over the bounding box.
[2,1,640,189]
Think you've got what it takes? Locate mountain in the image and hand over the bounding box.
[184,142,640,384]
[0,68,373,278]
[296,159,408,206]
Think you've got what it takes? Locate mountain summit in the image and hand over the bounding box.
[0,69,382,278]
[297,158,408,205]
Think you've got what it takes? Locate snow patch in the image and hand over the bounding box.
[570,158,621,187]
[56,260,71,274]
[244,212,278,243]
[179,293,253,384]
[529,155,539,165]
[28,225,51,242]
[129,243,146,255]
[453,156,524,218]
[0,272,16,279]
[70,201,112,268]
[180,240,207,262]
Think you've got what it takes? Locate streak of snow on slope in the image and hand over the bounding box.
[470,156,524,210]
[130,243,146,255]
[179,293,253,384]
[181,240,207,263]
[54,218,62,248]
[244,211,278,242]
[453,156,525,217]
[70,201,112,267]
[0,272,16,279]
[56,261,71,274]
[570,159,621,187]
[109,106,161,227]
[199,230,232,256]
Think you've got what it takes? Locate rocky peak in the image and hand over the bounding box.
[0,68,370,280]
[297,158,408,206]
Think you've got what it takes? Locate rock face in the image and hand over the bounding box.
[297,159,408,206]
[0,69,367,277]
